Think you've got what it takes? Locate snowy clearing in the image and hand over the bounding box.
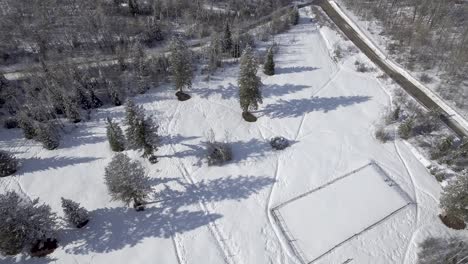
[274,162,413,263]
[0,7,453,264]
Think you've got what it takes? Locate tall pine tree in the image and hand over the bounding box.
[263,47,275,76]
[104,153,151,210]
[106,117,126,152]
[440,173,468,222]
[238,46,263,116]
[222,22,233,53]
[169,37,193,93]
[0,191,58,256]
[124,100,159,157]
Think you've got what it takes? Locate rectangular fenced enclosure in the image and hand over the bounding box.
[272,162,414,263]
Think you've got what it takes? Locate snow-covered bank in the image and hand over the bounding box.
[329,0,468,130]
[0,7,450,264]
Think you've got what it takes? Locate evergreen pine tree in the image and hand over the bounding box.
[104,153,151,209]
[238,46,263,114]
[169,37,193,93]
[124,100,159,157]
[440,173,468,222]
[0,150,18,177]
[263,47,275,76]
[222,23,233,53]
[106,117,126,152]
[18,112,37,140]
[61,198,89,228]
[290,7,300,25]
[64,97,81,123]
[0,191,58,256]
[36,122,60,150]
[208,33,222,72]
[417,236,468,264]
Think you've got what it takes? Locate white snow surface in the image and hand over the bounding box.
[328,0,468,133]
[0,8,454,264]
[276,163,412,263]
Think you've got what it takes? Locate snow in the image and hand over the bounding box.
[275,163,412,263]
[329,0,468,132]
[0,7,454,264]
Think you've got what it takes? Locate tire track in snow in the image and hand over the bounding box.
[165,101,237,264]
[374,74,420,264]
[265,158,299,264]
[171,232,185,264]
[171,153,237,264]
[294,66,341,140]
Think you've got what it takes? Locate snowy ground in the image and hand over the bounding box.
[274,162,413,263]
[0,7,456,264]
[332,0,468,121]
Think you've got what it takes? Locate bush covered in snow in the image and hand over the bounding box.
[417,236,468,264]
[0,191,58,256]
[205,141,232,166]
[0,150,18,177]
[104,153,152,210]
[270,136,290,150]
[61,198,89,228]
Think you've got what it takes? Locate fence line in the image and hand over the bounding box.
[273,162,372,211]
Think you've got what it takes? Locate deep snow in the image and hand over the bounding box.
[0,7,456,264]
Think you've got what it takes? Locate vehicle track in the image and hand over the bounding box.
[164,100,237,264]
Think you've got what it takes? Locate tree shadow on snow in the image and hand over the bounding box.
[194,82,237,99]
[61,175,274,254]
[274,66,320,75]
[263,84,310,98]
[263,95,371,118]
[18,156,102,174]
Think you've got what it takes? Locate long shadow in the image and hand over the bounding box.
[275,66,320,75]
[194,82,237,99]
[161,138,273,164]
[159,134,200,147]
[264,95,371,118]
[263,84,310,97]
[19,156,101,174]
[61,175,274,254]
[230,138,272,162]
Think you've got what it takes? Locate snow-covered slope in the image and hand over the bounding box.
[0,7,452,264]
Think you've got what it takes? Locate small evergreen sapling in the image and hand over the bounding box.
[36,122,60,150]
[238,46,262,120]
[263,47,275,76]
[106,117,125,152]
[0,150,18,177]
[0,191,58,256]
[104,153,152,210]
[61,198,89,228]
[18,113,37,139]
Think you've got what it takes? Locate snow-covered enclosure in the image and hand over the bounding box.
[0,7,456,264]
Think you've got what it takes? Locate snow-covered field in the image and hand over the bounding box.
[274,162,413,263]
[0,7,454,264]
